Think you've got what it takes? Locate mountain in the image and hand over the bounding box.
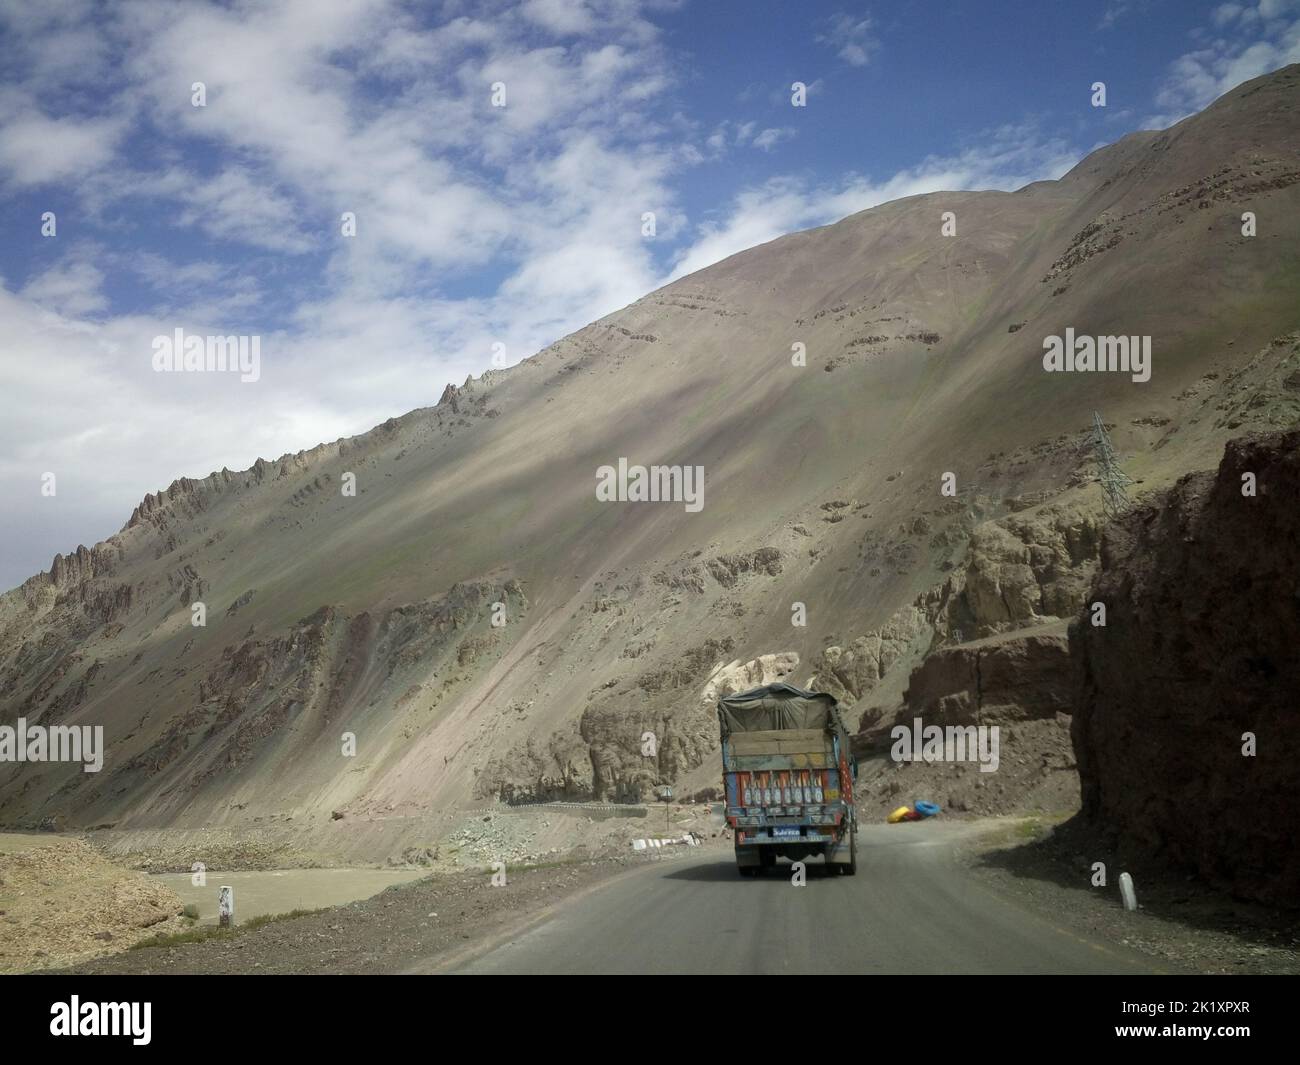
[2,65,1298,853]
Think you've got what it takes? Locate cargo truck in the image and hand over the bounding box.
[717,683,857,876]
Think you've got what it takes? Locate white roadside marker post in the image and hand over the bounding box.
[1119,872,1138,912]
[218,885,235,928]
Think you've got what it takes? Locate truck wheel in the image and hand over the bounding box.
[844,827,857,876]
[738,865,758,878]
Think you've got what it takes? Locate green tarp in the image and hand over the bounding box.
[717,683,849,741]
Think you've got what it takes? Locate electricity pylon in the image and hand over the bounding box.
[1091,410,1134,518]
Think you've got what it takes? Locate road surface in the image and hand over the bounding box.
[447,822,1168,975]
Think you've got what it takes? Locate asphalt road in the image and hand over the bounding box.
[452,822,1167,975]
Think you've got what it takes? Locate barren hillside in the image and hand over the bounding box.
[2,65,1298,850]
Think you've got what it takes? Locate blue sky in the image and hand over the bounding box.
[1,0,1299,590]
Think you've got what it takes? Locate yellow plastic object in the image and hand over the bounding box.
[887,805,912,824]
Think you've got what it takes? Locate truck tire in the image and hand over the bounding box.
[738,865,758,878]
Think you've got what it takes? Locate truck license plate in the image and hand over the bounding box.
[772,826,802,838]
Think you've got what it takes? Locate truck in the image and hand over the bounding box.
[717,682,857,877]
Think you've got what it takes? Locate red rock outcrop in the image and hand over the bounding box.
[853,625,1079,818]
[905,626,1072,727]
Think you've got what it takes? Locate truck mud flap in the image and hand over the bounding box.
[826,826,857,875]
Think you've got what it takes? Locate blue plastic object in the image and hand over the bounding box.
[914,800,941,818]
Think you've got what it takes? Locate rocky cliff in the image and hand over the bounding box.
[1072,429,1300,904]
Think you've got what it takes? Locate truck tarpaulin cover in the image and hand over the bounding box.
[717,683,849,742]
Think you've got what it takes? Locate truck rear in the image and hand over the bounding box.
[717,683,857,876]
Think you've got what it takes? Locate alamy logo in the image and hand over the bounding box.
[890,718,1000,774]
[152,328,261,382]
[0,717,103,773]
[595,458,704,513]
[1042,328,1151,383]
[50,997,151,1045]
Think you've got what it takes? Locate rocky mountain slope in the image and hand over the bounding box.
[2,66,1299,848]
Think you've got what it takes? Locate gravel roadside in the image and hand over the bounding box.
[961,816,1300,976]
[57,850,704,975]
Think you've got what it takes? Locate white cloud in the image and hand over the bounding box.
[667,126,1080,280]
[521,0,598,35]
[0,102,123,186]
[20,257,108,317]
[125,253,225,294]
[0,0,117,95]
[0,0,691,588]
[1215,0,1300,25]
[1149,1,1300,125]
[704,120,796,156]
[1213,3,1246,26]
[817,12,879,67]
[751,127,795,151]
[175,167,318,253]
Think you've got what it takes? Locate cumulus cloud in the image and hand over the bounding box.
[0,103,123,186]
